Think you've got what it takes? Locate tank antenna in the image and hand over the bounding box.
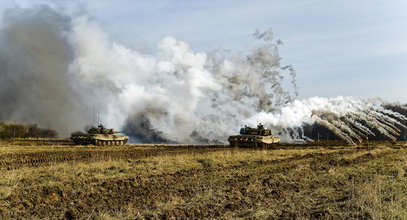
[93,104,95,126]
[257,113,259,125]
[98,103,101,125]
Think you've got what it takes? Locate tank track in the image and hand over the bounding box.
[71,137,128,146]
[94,139,128,146]
[228,135,279,148]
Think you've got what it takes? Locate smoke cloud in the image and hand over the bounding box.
[0,6,405,144]
[0,7,92,136]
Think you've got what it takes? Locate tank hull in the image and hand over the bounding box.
[228,135,280,148]
[71,134,128,146]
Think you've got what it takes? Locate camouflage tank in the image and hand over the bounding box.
[228,123,280,148]
[71,124,129,146]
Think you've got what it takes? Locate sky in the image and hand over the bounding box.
[1,0,407,103]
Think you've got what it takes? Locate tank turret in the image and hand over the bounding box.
[239,123,272,136]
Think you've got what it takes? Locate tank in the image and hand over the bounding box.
[228,123,280,148]
[70,124,129,146]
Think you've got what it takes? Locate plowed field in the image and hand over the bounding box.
[1,140,407,219]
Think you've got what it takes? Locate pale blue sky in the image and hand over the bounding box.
[2,0,407,103]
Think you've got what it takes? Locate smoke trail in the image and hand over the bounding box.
[248,96,406,144]
[209,28,298,113]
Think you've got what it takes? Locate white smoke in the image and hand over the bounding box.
[68,17,225,142]
[67,16,297,143]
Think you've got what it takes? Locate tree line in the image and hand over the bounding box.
[0,122,57,139]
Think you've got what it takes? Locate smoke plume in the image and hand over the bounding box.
[0,6,405,144]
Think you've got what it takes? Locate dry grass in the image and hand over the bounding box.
[1,140,407,219]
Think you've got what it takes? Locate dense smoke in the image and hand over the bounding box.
[0,7,92,136]
[0,6,405,144]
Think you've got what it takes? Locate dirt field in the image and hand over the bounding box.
[1,140,407,219]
